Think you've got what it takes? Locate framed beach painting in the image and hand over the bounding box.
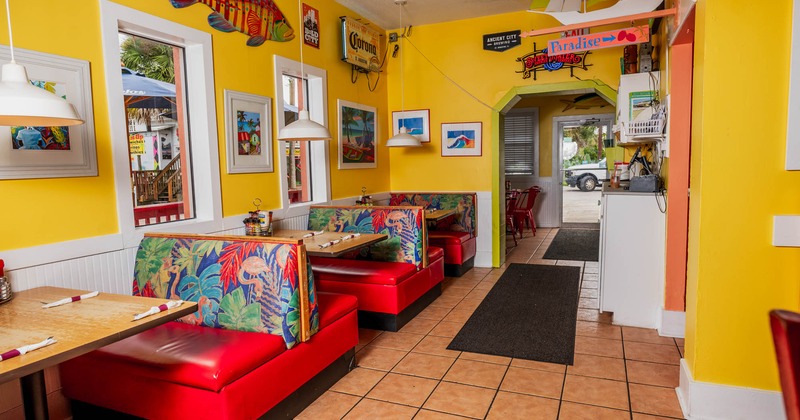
[224,90,273,174]
[392,109,430,143]
[338,99,377,169]
[441,122,482,157]
[0,47,96,179]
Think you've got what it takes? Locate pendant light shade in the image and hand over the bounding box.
[387,0,421,148]
[0,0,83,127]
[278,109,331,141]
[278,0,331,142]
[386,126,421,147]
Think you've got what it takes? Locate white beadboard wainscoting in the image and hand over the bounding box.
[534,177,561,228]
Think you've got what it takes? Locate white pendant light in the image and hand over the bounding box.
[386,0,421,148]
[0,0,83,127]
[277,0,330,141]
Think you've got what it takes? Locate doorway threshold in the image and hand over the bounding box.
[561,222,600,230]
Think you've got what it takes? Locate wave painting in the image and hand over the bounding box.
[446,130,476,149]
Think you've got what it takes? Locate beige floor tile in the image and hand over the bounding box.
[474,281,496,291]
[428,321,464,338]
[624,342,681,365]
[486,391,559,420]
[448,277,482,288]
[580,288,599,298]
[344,398,418,420]
[528,258,558,265]
[465,289,489,300]
[441,286,472,299]
[366,373,439,407]
[567,354,627,381]
[582,280,599,289]
[392,352,456,380]
[575,336,624,358]
[459,352,511,366]
[358,328,383,345]
[627,360,680,388]
[413,410,471,419]
[453,299,483,312]
[357,345,410,371]
[558,401,631,420]
[562,375,629,410]
[674,338,685,346]
[631,412,684,419]
[510,358,567,373]
[330,367,387,396]
[577,308,613,323]
[416,306,451,321]
[296,391,360,420]
[400,317,440,335]
[423,381,496,419]
[499,366,564,399]
[629,383,684,418]
[579,297,599,309]
[370,332,426,352]
[442,309,475,324]
[622,327,676,346]
[443,359,508,388]
[430,296,462,309]
[412,335,462,358]
[576,321,622,340]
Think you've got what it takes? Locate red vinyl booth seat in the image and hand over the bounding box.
[60,292,358,420]
[428,231,476,265]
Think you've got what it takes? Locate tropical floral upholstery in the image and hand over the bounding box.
[307,206,427,269]
[132,233,319,349]
[389,193,477,236]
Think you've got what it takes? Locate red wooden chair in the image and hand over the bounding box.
[770,309,800,420]
[505,192,519,246]
[512,186,541,237]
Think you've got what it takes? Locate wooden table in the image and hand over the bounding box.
[0,287,198,420]
[424,209,456,222]
[273,230,388,258]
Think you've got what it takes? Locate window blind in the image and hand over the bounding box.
[504,113,536,175]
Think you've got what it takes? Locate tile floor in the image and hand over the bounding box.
[298,228,686,420]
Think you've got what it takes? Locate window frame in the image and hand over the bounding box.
[100,1,222,248]
[273,55,331,217]
[504,107,540,177]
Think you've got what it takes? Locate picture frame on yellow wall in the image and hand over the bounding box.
[392,109,430,143]
[224,90,273,174]
[441,122,482,157]
[338,99,377,169]
[0,47,96,179]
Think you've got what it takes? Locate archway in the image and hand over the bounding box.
[491,80,617,266]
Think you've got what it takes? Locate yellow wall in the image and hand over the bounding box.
[0,0,389,251]
[686,0,800,390]
[514,94,615,177]
[385,12,625,191]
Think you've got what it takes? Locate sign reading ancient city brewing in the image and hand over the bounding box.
[548,25,649,55]
[340,16,381,72]
[483,30,521,52]
[302,3,320,49]
[516,43,591,80]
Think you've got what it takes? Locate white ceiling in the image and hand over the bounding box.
[335,0,532,31]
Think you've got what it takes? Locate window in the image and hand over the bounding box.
[101,1,222,248]
[505,110,539,176]
[274,56,330,211]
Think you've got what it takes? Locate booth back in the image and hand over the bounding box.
[389,193,477,236]
[132,233,318,349]
[307,205,427,269]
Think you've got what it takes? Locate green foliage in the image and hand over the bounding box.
[563,125,602,167]
[120,35,175,83]
[218,287,261,332]
[134,238,176,292]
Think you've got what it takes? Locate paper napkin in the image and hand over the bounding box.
[0,337,57,361]
[42,291,99,308]
[303,230,324,238]
[133,300,184,321]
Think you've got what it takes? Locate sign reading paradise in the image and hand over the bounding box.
[548,25,650,55]
[340,16,381,72]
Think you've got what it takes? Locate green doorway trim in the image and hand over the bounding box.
[491,80,617,267]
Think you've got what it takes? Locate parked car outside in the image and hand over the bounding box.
[564,158,607,191]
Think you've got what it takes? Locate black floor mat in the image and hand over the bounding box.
[543,228,600,261]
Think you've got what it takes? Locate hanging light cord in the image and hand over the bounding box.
[399,3,405,112]
[5,0,14,62]
[297,0,305,112]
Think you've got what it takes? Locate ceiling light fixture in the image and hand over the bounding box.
[0,0,83,127]
[277,0,331,141]
[386,0,421,148]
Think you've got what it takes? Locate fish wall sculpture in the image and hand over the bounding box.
[170,0,294,46]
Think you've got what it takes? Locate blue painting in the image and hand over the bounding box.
[237,110,261,155]
[441,122,482,157]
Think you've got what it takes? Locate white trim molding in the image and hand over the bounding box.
[659,308,686,338]
[678,359,786,420]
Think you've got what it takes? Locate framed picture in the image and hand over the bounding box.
[0,46,96,179]
[224,90,273,174]
[441,122,482,157]
[338,99,377,169]
[392,109,430,143]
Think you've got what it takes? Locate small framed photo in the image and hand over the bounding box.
[338,99,377,169]
[224,90,273,174]
[392,109,430,143]
[441,122,482,157]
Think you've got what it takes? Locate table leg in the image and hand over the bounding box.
[20,370,48,420]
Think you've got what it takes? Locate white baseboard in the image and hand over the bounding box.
[678,359,786,420]
[659,308,686,338]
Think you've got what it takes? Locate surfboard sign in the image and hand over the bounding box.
[547,25,649,55]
